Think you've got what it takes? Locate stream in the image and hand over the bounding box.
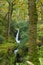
[14,29,20,65]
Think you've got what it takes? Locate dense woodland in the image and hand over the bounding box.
[0,0,43,65]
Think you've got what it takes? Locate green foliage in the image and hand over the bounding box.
[0,0,43,65]
[10,20,17,33]
[39,46,43,57]
[0,42,18,65]
[17,20,29,44]
[0,35,5,44]
[10,20,29,46]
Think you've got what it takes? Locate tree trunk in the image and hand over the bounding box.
[7,3,12,41]
[41,2,43,22]
[6,2,13,41]
[28,0,40,65]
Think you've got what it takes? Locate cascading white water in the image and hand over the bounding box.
[14,28,21,65]
[16,63,20,65]
[14,28,20,54]
[14,49,18,55]
[14,48,19,65]
[15,29,20,44]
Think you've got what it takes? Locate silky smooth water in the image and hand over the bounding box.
[16,63,20,65]
[15,29,20,44]
[14,29,20,54]
[14,29,21,65]
[14,49,18,55]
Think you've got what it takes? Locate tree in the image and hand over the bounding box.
[28,0,40,65]
[3,0,15,41]
[6,1,14,41]
[40,2,43,22]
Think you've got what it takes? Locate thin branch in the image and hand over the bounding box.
[4,12,9,19]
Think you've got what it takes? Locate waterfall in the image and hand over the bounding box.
[16,63,20,65]
[14,49,18,55]
[14,29,20,55]
[15,29,20,44]
[14,28,21,65]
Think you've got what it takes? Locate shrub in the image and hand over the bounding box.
[0,35,5,44]
[39,46,43,57]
